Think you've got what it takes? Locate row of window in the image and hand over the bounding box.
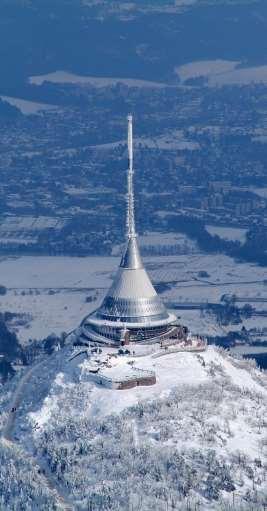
[89,324,170,342]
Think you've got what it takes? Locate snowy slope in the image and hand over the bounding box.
[2,345,266,511]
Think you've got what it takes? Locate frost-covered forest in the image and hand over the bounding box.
[0,440,58,510]
[1,346,266,510]
[35,385,266,510]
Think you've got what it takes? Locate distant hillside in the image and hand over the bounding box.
[1,0,267,91]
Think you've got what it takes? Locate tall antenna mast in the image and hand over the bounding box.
[126,114,136,239]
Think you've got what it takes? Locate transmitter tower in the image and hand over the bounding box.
[82,116,177,345]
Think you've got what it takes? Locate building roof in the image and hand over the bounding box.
[94,235,172,322]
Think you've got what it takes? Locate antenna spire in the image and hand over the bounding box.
[126,114,136,239]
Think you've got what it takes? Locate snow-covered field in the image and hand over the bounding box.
[139,231,197,248]
[29,70,166,88]
[0,95,58,115]
[0,216,66,246]
[0,253,266,342]
[112,231,198,255]
[81,0,198,12]
[176,60,239,83]
[30,60,267,91]
[34,59,267,97]
[206,225,247,244]
[0,217,65,231]
[176,59,267,87]
[0,256,114,342]
[251,187,267,199]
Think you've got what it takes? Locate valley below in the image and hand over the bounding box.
[0,250,266,360]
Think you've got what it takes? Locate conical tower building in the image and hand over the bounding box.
[82,115,177,345]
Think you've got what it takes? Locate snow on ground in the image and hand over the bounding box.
[139,231,198,249]
[81,0,198,12]
[0,216,66,231]
[0,95,58,115]
[76,348,209,417]
[112,231,198,255]
[64,185,113,196]
[175,59,267,87]
[250,186,267,199]
[165,280,266,304]
[230,345,267,356]
[0,256,115,342]
[177,306,267,339]
[174,309,226,337]
[203,348,264,395]
[27,62,267,94]
[27,346,265,426]
[205,225,247,244]
[1,290,103,343]
[29,348,207,428]
[175,60,240,83]
[209,64,267,87]
[91,131,199,151]
[0,253,266,342]
[5,343,266,510]
[239,316,267,331]
[33,59,267,93]
[24,346,266,462]
[0,217,66,246]
[29,70,166,88]
[0,256,115,288]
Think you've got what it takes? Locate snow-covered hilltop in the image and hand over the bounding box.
[0,345,266,510]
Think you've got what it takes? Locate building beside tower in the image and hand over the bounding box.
[81,115,178,346]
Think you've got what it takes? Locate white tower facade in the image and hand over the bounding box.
[81,116,177,345]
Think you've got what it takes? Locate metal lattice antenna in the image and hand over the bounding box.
[126,114,136,239]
